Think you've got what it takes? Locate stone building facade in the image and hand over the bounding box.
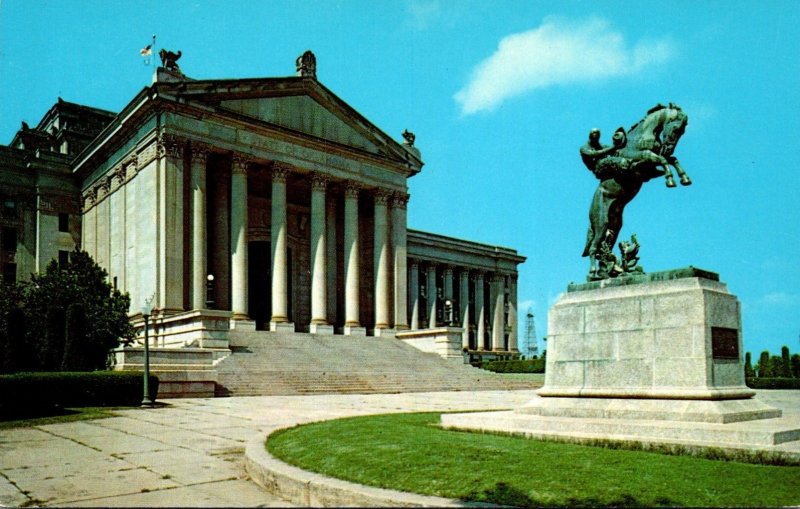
[2,54,525,356]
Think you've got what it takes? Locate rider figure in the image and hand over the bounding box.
[580,128,615,177]
[580,128,627,180]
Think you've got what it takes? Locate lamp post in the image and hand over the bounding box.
[206,274,215,309]
[141,295,155,407]
[444,299,454,326]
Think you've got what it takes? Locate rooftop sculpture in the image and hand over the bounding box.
[580,103,689,281]
[159,49,183,74]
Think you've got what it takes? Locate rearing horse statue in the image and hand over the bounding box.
[582,103,690,280]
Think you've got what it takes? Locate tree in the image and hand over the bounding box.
[1,249,133,372]
[780,346,792,378]
[791,354,800,378]
[744,351,755,378]
[0,280,29,373]
[757,350,771,378]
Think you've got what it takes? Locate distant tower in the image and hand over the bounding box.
[525,308,538,357]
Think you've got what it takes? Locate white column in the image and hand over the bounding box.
[392,193,409,330]
[190,143,208,310]
[409,261,420,331]
[475,271,485,349]
[343,182,364,334]
[491,274,506,351]
[508,275,519,352]
[230,154,250,322]
[373,190,391,332]
[310,174,332,333]
[160,137,184,312]
[460,269,470,349]
[270,164,292,330]
[427,263,437,329]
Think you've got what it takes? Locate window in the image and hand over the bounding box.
[2,199,16,218]
[2,263,16,283]
[58,250,69,268]
[1,228,17,251]
[59,213,69,232]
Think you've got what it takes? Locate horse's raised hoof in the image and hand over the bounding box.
[680,176,692,186]
[665,177,676,188]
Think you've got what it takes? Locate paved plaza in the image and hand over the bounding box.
[0,390,538,507]
[1,389,798,507]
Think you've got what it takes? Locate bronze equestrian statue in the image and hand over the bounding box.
[581,103,690,281]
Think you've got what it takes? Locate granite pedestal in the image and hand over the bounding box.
[442,269,800,454]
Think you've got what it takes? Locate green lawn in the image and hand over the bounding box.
[267,413,800,508]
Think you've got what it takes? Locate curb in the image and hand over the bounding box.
[245,435,469,507]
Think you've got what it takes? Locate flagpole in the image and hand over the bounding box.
[152,34,157,73]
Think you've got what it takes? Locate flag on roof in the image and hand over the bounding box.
[140,44,152,57]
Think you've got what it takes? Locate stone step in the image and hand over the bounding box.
[215,331,536,396]
[442,411,800,447]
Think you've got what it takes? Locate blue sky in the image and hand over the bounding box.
[1,1,798,358]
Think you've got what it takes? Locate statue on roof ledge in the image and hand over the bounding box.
[159,49,183,74]
[296,50,317,79]
[402,129,416,147]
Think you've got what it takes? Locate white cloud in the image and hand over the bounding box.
[455,17,675,115]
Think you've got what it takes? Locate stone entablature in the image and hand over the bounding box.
[408,229,525,272]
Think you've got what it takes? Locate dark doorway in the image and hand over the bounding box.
[248,241,271,330]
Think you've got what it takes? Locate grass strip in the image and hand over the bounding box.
[267,412,800,508]
[0,407,121,429]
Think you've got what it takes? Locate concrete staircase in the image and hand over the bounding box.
[215,331,542,396]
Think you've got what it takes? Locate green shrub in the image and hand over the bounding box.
[746,377,800,390]
[0,249,134,374]
[0,371,158,419]
[477,358,546,374]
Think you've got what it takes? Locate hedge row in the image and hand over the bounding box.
[746,377,800,390]
[476,358,546,374]
[0,371,159,418]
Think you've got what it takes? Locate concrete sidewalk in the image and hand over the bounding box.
[0,390,538,507]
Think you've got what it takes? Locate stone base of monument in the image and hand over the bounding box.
[442,268,800,456]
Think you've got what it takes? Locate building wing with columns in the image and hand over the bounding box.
[1,53,525,357]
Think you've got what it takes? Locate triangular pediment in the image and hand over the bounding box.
[164,78,421,169]
[219,94,381,154]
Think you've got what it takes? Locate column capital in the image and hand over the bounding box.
[310,172,329,191]
[159,133,185,160]
[373,189,392,205]
[490,273,506,283]
[343,181,361,198]
[410,259,419,269]
[113,165,127,187]
[391,192,410,209]
[231,153,252,175]
[189,141,210,163]
[271,162,292,181]
[443,265,454,276]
